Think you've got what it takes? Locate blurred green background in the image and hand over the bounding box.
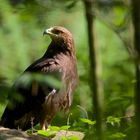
[0,0,135,139]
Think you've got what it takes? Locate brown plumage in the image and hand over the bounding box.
[0,26,78,130]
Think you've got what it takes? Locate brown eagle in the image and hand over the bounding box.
[0,26,78,130]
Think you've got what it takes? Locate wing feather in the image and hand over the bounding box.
[0,57,61,130]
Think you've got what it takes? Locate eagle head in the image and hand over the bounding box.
[43,26,75,53]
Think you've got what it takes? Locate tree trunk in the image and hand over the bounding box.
[131,0,140,140]
[83,0,104,139]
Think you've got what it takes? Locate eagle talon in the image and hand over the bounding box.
[51,89,56,95]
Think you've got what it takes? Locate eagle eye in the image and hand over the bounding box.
[53,30,60,34]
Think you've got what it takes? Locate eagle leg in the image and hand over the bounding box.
[40,117,52,130]
[40,122,46,130]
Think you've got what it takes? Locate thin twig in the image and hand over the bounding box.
[77,105,89,119]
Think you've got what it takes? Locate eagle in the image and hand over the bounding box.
[0,26,78,130]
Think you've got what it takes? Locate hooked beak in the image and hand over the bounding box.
[43,27,53,36]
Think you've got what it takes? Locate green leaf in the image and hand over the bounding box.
[60,125,71,130]
[61,136,68,140]
[113,6,125,26]
[37,130,57,138]
[106,116,120,126]
[80,118,96,125]
[68,136,81,140]
[49,126,60,131]
[37,130,51,137]
[109,132,126,139]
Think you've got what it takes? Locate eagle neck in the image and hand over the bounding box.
[43,41,74,59]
